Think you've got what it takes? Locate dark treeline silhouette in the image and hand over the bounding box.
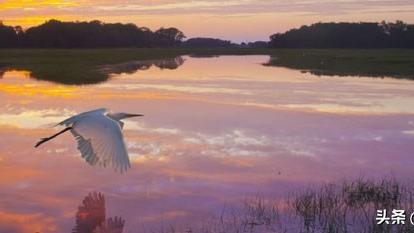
[2,19,414,49]
[182,37,239,48]
[183,38,269,48]
[269,21,414,48]
[0,19,185,48]
[241,41,269,48]
[0,22,20,48]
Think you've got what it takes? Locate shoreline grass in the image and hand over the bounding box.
[150,177,414,233]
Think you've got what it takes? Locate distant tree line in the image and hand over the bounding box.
[269,21,414,48]
[182,37,239,48]
[182,37,269,48]
[1,20,413,49]
[0,19,185,48]
[0,19,267,49]
[241,41,268,49]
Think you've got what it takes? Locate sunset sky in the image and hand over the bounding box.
[1,0,414,42]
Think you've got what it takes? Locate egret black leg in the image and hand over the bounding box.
[34,127,73,148]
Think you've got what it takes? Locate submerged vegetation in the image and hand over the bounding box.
[152,178,414,233]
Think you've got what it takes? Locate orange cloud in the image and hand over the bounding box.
[0,166,46,185]
[0,211,57,233]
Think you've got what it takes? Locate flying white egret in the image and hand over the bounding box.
[35,108,143,173]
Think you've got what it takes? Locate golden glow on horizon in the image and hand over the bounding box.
[0,83,77,98]
[0,0,78,9]
[2,70,31,79]
[3,15,76,28]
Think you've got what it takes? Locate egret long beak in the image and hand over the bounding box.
[126,114,144,118]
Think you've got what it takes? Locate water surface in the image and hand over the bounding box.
[0,55,413,232]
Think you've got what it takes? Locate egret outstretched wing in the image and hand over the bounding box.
[66,111,131,173]
[58,108,107,127]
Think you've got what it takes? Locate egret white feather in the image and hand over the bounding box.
[35,108,143,173]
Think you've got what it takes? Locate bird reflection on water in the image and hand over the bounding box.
[73,192,125,233]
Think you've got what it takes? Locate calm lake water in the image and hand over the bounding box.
[0,55,414,232]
